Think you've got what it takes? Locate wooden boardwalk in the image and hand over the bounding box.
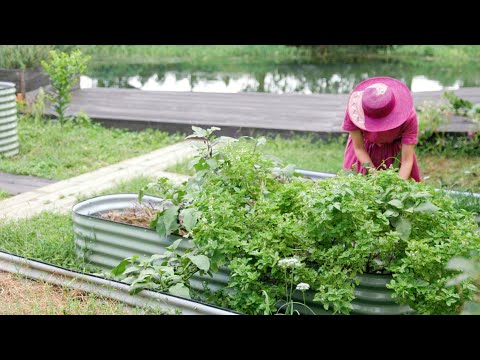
[0,172,56,196]
[44,87,480,136]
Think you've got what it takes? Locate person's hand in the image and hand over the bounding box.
[368,167,377,175]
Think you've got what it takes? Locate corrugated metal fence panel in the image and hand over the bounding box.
[0,82,18,157]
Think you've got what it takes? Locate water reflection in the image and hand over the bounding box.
[81,62,480,94]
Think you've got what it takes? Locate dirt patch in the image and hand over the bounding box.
[96,203,158,228]
[0,271,139,315]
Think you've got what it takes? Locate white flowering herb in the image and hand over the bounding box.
[296,283,310,292]
[277,257,302,269]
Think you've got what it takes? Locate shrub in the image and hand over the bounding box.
[41,50,90,124]
[0,45,54,69]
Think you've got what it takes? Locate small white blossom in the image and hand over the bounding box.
[296,283,310,291]
[278,257,302,269]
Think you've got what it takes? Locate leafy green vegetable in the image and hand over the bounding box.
[123,126,480,315]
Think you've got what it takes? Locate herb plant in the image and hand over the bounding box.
[41,50,90,124]
[446,251,480,315]
[129,127,480,315]
[111,237,210,299]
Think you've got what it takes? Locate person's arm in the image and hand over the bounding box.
[349,130,374,171]
[399,109,419,180]
[399,144,415,180]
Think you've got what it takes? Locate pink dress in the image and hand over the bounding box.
[342,108,422,182]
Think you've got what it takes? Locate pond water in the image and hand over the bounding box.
[81,62,480,94]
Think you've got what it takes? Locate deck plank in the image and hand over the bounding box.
[43,88,480,135]
[0,172,56,195]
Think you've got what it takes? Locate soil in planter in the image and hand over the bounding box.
[96,204,157,228]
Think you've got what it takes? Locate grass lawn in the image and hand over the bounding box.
[0,116,183,180]
[0,176,156,271]
[0,190,10,200]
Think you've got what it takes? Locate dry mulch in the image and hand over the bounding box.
[96,203,158,228]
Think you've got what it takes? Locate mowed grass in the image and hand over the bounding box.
[419,155,479,193]
[0,212,81,270]
[0,190,10,200]
[0,117,183,180]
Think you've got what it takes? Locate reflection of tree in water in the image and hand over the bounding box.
[86,61,480,94]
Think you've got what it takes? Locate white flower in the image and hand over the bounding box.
[278,257,302,269]
[296,283,310,291]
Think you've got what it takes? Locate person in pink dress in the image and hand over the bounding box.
[342,76,422,182]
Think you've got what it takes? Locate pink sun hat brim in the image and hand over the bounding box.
[347,77,414,132]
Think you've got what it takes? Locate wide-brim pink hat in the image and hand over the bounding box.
[347,76,413,132]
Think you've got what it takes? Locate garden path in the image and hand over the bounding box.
[0,141,193,222]
[0,172,56,195]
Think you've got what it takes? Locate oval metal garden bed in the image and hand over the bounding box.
[73,193,414,315]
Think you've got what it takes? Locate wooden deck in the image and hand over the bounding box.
[44,87,480,136]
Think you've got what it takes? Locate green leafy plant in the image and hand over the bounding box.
[138,126,236,238]
[263,258,316,315]
[444,91,474,116]
[111,237,210,298]
[446,251,480,315]
[417,99,479,156]
[41,50,90,124]
[125,126,480,315]
[0,45,54,69]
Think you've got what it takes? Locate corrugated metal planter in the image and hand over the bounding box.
[290,273,413,315]
[73,194,414,315]
[0,250,237,315]
[0,82,19,157]
[72,194,229,293]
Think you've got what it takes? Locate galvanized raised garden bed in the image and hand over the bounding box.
[72,194,230,293]
[72,192,414,315]
[0,82,19,157]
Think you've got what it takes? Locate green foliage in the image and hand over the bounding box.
[30,88,46,122]
[41,50,91,124]
[296,45,394,62]
[0,45,54,69]
[0,190,10,200]
[446,251,480,314]
[444,91,480,124]
[132,127,480,315]
[416,97,480,156]
[302,170,479,314]
[111,237,210,298]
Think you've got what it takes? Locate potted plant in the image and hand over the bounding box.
[72,127,480,315]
